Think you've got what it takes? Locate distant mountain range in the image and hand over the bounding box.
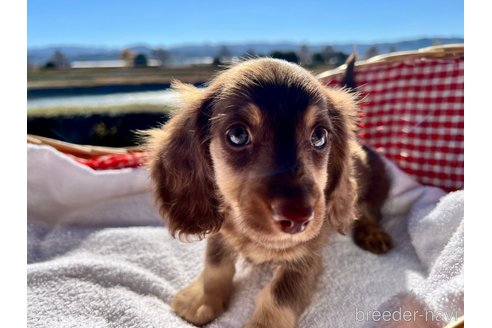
[27,37,464,66]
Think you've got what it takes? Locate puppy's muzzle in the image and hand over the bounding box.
[271,198,314,234]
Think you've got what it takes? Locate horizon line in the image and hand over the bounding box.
[27,35,464,51]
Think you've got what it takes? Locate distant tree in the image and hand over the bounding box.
[311,52,325,65]
[311,46,349,67]
[212,56,222,66]
[389,45,397,53]
[364,45,379,59]
[321,45,336,59]
[50,50,70,69]
[270,51,299,63]
[217,45,232,61]
[133,54,148,67]
[152,48,171,67]
[120,48,137,66]
[331,52,349,66]
[298,44,311,66]
[43,61,56,69]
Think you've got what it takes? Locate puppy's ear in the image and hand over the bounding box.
[144,82,222,240]
[341,53,357,92]
[324,88,361,234]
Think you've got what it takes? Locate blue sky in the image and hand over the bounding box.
[27,0,463,48]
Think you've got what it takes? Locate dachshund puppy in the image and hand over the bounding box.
[145,58,392,327]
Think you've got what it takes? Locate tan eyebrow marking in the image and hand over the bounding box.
[243,103,262,127]
[303,105,322,129]
[211,103,263,127]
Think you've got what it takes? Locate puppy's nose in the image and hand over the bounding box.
[272,199,314,234]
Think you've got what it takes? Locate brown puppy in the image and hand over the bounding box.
[145,58,392,327]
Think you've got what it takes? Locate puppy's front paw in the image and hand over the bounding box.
[171,278,226,326]
[352,224,393,254]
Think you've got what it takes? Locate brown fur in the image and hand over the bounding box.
[144,58,392,327]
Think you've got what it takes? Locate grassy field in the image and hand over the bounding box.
[27,63,336,89]
[27,65,218,89]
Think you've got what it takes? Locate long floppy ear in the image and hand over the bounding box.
[144,82,222,240]
[324,87,362,234]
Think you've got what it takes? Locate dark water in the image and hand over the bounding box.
[27,83,174,99]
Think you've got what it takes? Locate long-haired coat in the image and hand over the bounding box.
[145,58,392,327]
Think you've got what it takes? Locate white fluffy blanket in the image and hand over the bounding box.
[27,144,463,328]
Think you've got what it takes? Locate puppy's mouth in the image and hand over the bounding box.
[232,195,324,249]
[256,212,322,250]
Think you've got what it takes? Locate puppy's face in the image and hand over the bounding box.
[207,61,335,248]
[147,58,357,247]
[210,106,330,248]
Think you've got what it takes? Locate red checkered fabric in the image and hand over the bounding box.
[323,57,464,192]
[69,152,148,170]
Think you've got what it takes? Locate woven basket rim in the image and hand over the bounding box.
[317,43,464,81]
[27,134,143,156]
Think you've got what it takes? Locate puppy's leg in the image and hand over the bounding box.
[172,233,236,326]
[352,202,393,254]
[352,145,393,254]
[244,257,321,328]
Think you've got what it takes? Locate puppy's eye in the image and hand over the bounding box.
[311,127,328,149]
[226,125,250,146]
